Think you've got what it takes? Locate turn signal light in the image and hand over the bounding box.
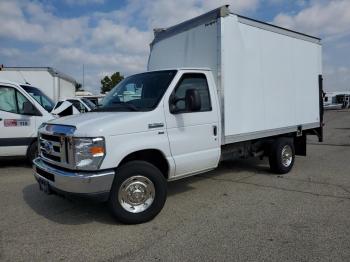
[89,146,105,156]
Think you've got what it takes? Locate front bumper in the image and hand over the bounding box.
[33,158,115,198]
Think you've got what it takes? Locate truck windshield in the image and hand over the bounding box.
[97,70,177,112]
[21,85,55,112]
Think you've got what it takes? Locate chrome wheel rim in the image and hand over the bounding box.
[281,145,293,167]
[118,176,155,213]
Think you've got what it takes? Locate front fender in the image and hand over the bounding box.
[99,130,175,177]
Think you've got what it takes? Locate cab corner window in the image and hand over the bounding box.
[170,73,212,114]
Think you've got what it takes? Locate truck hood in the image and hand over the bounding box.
[47,111,164,137]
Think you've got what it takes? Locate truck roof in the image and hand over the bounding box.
[0,78,22,87]
[151,5,321,46]
[0,67,77,84]
[148,67,211,72]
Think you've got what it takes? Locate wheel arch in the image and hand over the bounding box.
[26,137,38,158]
[117,149,170,179]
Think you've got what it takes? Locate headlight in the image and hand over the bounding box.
[74,137,105,170]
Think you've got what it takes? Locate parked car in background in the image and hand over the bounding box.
[76,91,105,106]
[336,94,350,109]
[53,97,96,114]
[323,91,350,110]
[0,79,55,162]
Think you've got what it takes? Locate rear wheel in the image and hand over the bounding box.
[269,138,295,174]
[109,160,167,224]
[27,141,38,164]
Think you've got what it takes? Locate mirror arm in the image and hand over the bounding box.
[170,96,183,104]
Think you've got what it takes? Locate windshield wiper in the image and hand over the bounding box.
[111,101,139,111]
[92,101,140,112]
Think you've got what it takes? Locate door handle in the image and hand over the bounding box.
[148,123,164,129]
[213,125,217,136]
[0,118,2,121]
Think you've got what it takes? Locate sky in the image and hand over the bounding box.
[0,0,349,93]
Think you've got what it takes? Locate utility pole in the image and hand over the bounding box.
[82,64,85,90]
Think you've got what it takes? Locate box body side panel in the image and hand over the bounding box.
[221,15,321,142]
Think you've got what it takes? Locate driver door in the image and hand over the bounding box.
[164,72,220,178]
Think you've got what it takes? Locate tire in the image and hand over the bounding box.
[27,141,38,164]
[269,138,295,174]
[109,160,167,224]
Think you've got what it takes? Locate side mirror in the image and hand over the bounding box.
[23,101,38,115]
[185,89,201,112]
[169,88,202,113]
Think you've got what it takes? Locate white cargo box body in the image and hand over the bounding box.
[0,67,77,102]
[148,6,322,145]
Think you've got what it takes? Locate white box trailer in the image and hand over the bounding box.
[0,67,77,102]
[148,5,323,145]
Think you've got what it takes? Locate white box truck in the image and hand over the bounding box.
[0,67,77,102]
[33,6,323,224]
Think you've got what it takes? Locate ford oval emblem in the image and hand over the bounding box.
[42,141,53,154]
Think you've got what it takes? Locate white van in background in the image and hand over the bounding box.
[0,79,55,162]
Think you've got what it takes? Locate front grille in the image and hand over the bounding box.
[38,124,76,169]
[41,133,61,142]
[36,167,55,182]
[39,133,72,168]
[42,152,61,162]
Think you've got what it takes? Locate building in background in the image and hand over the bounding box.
[0,66,77,102]
[324,91,350,109]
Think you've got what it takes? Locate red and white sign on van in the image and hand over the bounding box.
[4,119,17,127]
[4,119,30,127]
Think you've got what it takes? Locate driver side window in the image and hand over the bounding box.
[0,86,17,113]
[171,73,212,113]
[16,91,30,114]
[0,86,32,114]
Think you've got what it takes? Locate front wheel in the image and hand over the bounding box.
[108,161,167,224]
[27,141,38,164]
[269,138,295,174]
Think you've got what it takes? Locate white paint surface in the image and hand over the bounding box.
[148,14,322,143]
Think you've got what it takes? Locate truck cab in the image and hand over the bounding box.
[33,69,221,222]
[0,79,54,162]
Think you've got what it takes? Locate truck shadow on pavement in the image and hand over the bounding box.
[0,158,31,168]
[167,158,272,194]
[22,180,199,226]
[22,159,271,225]
[204,158,272,178]
[22,183,119,225]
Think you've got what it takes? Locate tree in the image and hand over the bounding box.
[75,82,83,92]
[101,72,124,93]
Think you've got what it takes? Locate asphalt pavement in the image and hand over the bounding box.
[0,110,349,261]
